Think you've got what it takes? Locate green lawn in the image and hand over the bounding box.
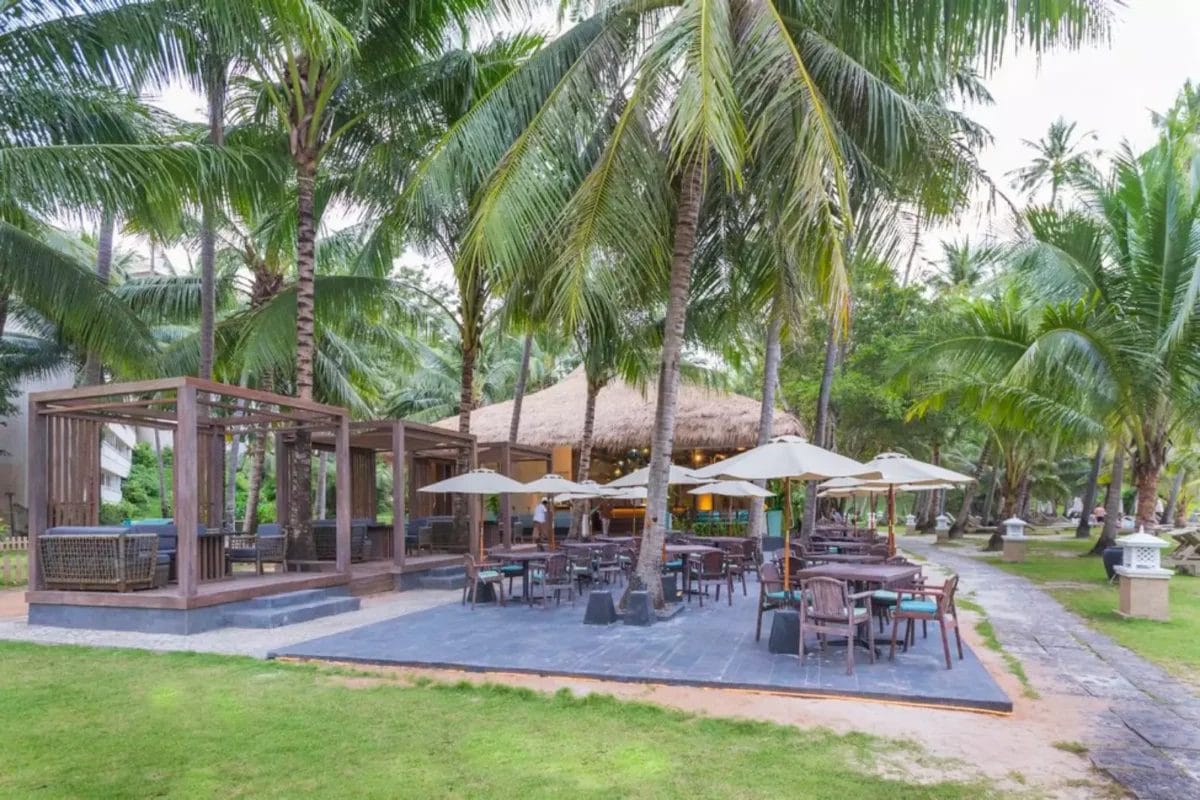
[0,551,26,587]
[0,643,1001,799]
[993,538,1200,677]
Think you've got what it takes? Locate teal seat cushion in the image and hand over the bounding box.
[530,569,545,580]
[477,570,500,580]
[498,564,524,574]
[664,559,683,569]
[766,590,803,602]
[873,589,898,603]
[898,598,937,614]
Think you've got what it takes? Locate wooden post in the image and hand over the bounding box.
[275,432,290,530]
[392,421,406,570]
[26,397,47,590]
[335,414,352,575]
[501,443,513,547]
[175,385,199,598]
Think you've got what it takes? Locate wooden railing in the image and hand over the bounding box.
[0,537,29,586]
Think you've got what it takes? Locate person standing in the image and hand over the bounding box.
[533,498,550,545]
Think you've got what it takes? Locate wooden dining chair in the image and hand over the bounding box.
[799,576,874,675]
[888,573,963,669]
[686,550,732,607]
[529,552,575,609]
[722,541,749,597]
[462,553,505,609]
[755,562,804,641]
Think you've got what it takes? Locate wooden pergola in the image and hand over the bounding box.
[26,377,352,604]
[309,420,477,568]
[477,441,552,546]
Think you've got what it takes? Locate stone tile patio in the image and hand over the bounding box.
[903,537,1200,800]
[272,575,1011,712]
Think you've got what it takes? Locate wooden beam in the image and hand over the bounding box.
[184,376,346,418]
[26,396,46,590]
[175,384,200,598]
[335,414,352,575]
[30,377,183,403]
[393,421,406,571]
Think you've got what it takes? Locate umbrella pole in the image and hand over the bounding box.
[783,477,793,592]
[887,485,896,558]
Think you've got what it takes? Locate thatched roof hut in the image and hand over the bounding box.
[436,367,803,452]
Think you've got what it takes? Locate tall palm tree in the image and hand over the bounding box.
[414,1,1112,603]
[1009,117,1098,205]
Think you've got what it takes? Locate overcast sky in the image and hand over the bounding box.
[146,2,1200,281]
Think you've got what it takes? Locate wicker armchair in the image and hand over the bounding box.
[799,576,875,675]
[226,523,288,574]
[40,529,158,592]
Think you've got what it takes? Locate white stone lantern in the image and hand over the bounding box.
[1115,529,1171,575]
[1114,528,1173,620]
[904,513,916,530]
[1002,517,1028,539]
[934,512,951,542]
[1001,517,1028,563]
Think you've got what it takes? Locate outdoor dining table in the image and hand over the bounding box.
[664,544,723,598]
[767,563,923,656]
[801,552,885,565]
[594,536,634,544]
[488,550,553,601]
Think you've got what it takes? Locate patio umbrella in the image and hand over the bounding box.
[605,463,711,487]
[522,474,593,548]
[818,481,956,530]
[691,435,880,591]
[417,468,528,556]
[687,480,774,533]
[822,453,974,557]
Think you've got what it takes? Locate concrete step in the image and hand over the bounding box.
[242,588,341,609]
[225,596,360,628]
[418,570,467,591]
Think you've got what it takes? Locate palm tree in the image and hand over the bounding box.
[1009,117,1098,205]
[419,1,1111,603]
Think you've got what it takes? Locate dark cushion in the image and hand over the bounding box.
[155,553,172,566]
[227,548,258,560]
[44,526,127,535]
[258,524,282,537]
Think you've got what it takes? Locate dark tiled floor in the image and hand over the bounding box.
[273,577,1011,712]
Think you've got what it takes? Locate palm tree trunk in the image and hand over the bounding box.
[569,376,602,539]
[243,431,265,535]
[985,465,1022,551]
[902,207,922,287]
[1092,444,1125,554]
[315,451,328,519]
[82,211,114,386]
[288,153,318,557]
[1173,478,1189,527]
[950,440,991,537]
[508,331,533,444]
[981,467,997,527]
[747,299,783,540]
[455,334,477,549]
[1076,442,1104,539]
[154,428,168,517]
[632,159,703,608]
[1165,468,1185,529]
[803,320,838,537]
[1131,436,1165,527]
[198,61,226,381]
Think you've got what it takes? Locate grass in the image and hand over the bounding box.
[0,551,27,587]
[1051,740,1089,756]
[994,537,1200,677]
[957,596,1039,699]
[0,642,1002,800]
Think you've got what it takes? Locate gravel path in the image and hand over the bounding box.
[904,536,1200,800]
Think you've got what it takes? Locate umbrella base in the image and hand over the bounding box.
[768,609,800,654]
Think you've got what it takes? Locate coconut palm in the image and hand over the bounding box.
[404,0,1111,603]
[1009,117,1099,205]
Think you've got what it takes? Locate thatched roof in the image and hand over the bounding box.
[435,367,803,452]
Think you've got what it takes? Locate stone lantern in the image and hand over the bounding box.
[1114,528,1173,621]
[935,512,952,543]
[904,513,917,534]
[1001,516,1028,563]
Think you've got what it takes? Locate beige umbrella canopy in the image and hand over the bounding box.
[418,468,527,495]
[821,453,975,556]
[523,473,591,494]
[606,464,710,488]
[691,436,881,482]
[608,486,648,500]
[818,481,955,498]
[687,480,775,498]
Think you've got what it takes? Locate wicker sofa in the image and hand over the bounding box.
[311,520,368,562]
[40,527,159,592]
